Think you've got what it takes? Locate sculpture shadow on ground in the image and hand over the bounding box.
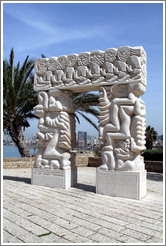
[147,172,163,182]
[74,183,96,193]
[3,176,31,184]
[3,175,96,192]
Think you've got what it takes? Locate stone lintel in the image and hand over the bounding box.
[96,169,147,200]
[34,80,146,94]
[34,46,147,93]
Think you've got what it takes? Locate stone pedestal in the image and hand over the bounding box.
[96,169,146,200]
[31,166,77,189]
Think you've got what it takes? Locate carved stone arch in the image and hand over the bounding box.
[32,46,147,200]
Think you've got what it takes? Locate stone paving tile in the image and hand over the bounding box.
[7,179,162,221]
[51,217,78,230]
[110,212,163,232]
[3,230,23,243]
[26,214,74,239]
[66,215,102,231]
[146,236,164,243]
[43,222,72,238]
[34,232,71,243]
[3,168,164,244]
[156,221,164,227]
[4,208,50,236]
[131,208,162,219]
[88,232,120,243]
[118,200,163,213]
[62,231,94,243]
[3,217,30,237]
[120,228,152,241]
[76,213,127,232]
[125,223,163,239]
[23,184,162,229]
[71,225,95,237]
[96,227,123,241]
[16,232,43,243]
[117,234,147,243]
[16,218,50,236]
[3,208,23,222]
[3,201,33,218]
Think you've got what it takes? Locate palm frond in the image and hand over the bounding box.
[73,113,80,124]
[73,92,99,106]
[73,92,99,130]
[77,112,99,131]
[77,106,99,117]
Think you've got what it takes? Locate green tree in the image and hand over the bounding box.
[3,48,37,157]
[145,125,158,150]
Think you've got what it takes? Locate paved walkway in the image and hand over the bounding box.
[3,167,164,244]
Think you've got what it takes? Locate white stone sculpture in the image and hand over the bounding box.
[65,54,77,86]
[48,57,65,87]
[102,48,118,82]
[114,46,131,82]
[33,90,76,169]
[89,50,105,84]
[75,52,93,85]
[98,84,146,171]
[34,46,146,92]
[32,46,147,199]
[34,59,52,90]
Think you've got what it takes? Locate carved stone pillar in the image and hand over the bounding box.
[98,84,146,172]
[96,47,147,200]
[31,89,77,188]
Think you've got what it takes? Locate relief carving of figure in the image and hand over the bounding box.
[114,47,131,82]
[140,49,147,85]
[130,47,147,84]
[89,50,105,84]
[33,46,146,174]
[65,54,78,86]
[74,52,93,85]
[98,84,146,171]
[114,139,143,171]
[48,57,66,87]
[33,90,75,169]
[102,48,118,83]
[34,59,52,89]
[127,47,144,82]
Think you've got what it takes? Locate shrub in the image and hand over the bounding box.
[142,149,163,161]
[93,146,102,157]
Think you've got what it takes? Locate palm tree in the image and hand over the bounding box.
[3,48,37,157]
[145,125,158,150]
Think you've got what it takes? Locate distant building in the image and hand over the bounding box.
[78,131,87,147]
[3,135,13,144]
[158,135,163,141]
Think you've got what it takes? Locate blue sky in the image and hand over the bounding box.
[3,1,164,138]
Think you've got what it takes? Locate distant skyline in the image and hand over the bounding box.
[2,1,164,138]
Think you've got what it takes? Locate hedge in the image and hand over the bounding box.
[142,149,163,161]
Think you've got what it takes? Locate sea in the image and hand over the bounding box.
[3,145,35,158]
